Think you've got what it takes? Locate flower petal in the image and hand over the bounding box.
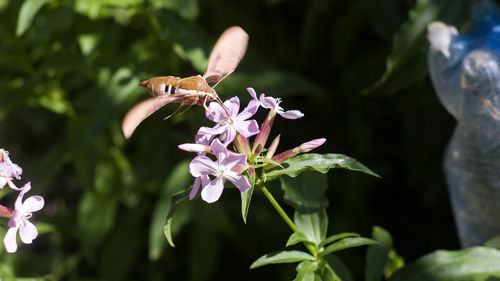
[189,175,210,200]
[259,94,277,109]
[189,156,216,177]
[8,211,21,228]
[223,153,247,169]
[197,125,228,137]
[220,127,237,146]
[233,120,259,138]
[189,177,201,200]
[237,99,260,120]
[247,87,258,101]
[227,174,251,193]
[3,227,19,253]
[201,178,225,203]
[19,221,38,244]
[225,96,240,117]
[14,183,31,210]
[206,102,226,122]
[210,139,228,162]
[195,131,212,144]
[23,195,45,213]
[279,110,304,119]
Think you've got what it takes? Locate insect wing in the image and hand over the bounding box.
[122,96,179,139]
[204,26,249,83]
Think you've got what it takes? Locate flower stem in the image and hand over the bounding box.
[259,185,297,232]
[258,184,318,257]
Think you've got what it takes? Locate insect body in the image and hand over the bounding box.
[122,26,248,139]
[139,75,217,105]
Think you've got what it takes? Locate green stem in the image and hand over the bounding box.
[258,184,318,257]
[259,185,297,232]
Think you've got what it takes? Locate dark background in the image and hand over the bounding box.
[0,0,478,280]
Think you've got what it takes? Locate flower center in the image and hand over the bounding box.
[215,167,226,178]
[275,98,284,113]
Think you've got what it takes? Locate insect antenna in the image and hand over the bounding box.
[211,70,234,89]
[164,103,185,120]
[176,100,198,116]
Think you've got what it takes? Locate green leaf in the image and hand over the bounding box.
[320,237,377,257]
[385,250,405,278]
[287,232,310,247]
[163,190,191,248]
[320,232,360,248]
[325,255,354,281]
[151,0,199,20]
[363,0,474,96]
[294,210,328,246]
[16,0,52,36]
[388,247,500,281]
[294,260,318,281]
[319,263,336,281]
[149,160,191,260]
[365,226,393,281]
[266,153,380,182]
[257,155,284,168]
[280,172,329,213]
[250,250,315,269]
[241,172,256,223]
[74,0,141,20]
[485,235,500,250]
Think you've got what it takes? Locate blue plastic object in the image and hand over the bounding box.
[428,0,500,247]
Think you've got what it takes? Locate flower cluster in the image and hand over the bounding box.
[179,88,325,203]
[0,149,44,253]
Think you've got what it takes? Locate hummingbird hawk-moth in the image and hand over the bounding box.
[122,26,249,139]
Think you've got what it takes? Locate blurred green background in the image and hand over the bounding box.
[0,0,479,280]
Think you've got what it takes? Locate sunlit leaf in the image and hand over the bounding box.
[266,153,380,182]
[287,231,309,247]
[485,235,500,250]
[293,260,318,281]
[74,0,141,20]
[319,263,335,281]
[388,247,500,281]
[320,237,377,257]
[16,0,51,36]
[294,210,328,246]
[250,250,315,269]
[320,232,360,248]
[151,0,199,20]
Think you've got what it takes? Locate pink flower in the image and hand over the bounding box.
[198,96,260,146]
[0,149,23,190]
[272,138,327,164]
[188,139,251,203]
[178,143,211,153]
[3,183,44,253]
[247,88,304,119]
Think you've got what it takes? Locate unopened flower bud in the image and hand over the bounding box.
[0,205,13,219]
[298,138,326,153]
[252,110,276,155]
[234,134,251,155]
[178,143,211,153]
[266,134,281,158]
[271,147,300,164]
